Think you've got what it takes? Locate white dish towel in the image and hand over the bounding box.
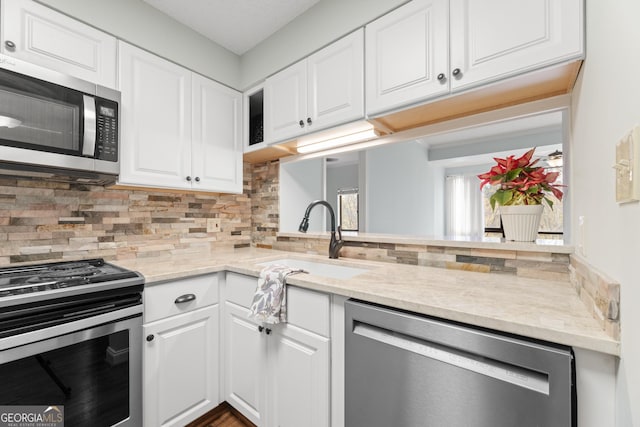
[248,264,305,324]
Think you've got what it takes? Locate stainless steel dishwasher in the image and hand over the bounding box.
[345,299,576,427]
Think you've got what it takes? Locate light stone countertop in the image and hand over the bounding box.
[114,247,619,356]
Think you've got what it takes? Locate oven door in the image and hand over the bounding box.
[0,306,142,427]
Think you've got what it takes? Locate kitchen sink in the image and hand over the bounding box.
[257,258,370,280]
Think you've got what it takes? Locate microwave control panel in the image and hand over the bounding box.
[95,99,118,162]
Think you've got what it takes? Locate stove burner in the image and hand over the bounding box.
[49,262,94,271]
[0,258,143,301]
[26,267,100,283]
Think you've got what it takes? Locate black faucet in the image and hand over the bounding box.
[298,200,345,259]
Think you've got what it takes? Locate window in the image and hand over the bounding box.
[337,188,359,231]
[482,168,564,237]
[445,174,484,236]
[447,167,564,238]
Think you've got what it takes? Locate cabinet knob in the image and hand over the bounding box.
[146,334,154,342]
[186,176,192,181]
[452,68,462,78]
[299,120,305,128]
[437,73,446,82]
[306,117,312,125]
[195,176,200,182]
[258,326,264,333]
[4,40,16,51]
[265,328,272,335]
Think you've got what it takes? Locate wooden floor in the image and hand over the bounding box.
[187,402,255,427]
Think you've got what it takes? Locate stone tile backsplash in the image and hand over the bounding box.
[0,165,253,265]
[570,254,621,340]
[0,159,620,341]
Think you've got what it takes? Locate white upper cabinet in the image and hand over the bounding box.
[192,73,242,193]
[265,29,364,144]
[118,41,192,190]
[449,0,584,91]
[1,0,117,87]
[366,0,584,116]
[307,30,365,134]
[265,60,308,144]
[365,0,449,115]
[118,42,242,193]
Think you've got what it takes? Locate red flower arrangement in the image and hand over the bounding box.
[478,148,564,210]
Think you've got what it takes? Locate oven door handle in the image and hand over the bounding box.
[0,305,142,355]
[174,294,196,304]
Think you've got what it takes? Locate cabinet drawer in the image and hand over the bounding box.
[225,272,258,308]
[225,272,330,337]
[144,274,219,323]
[286,286,330,337]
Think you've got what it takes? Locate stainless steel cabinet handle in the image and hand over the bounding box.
[174,293,196,304]
[81,95,97,156]
[146,334,154,342]
[4,40,16,51]
[437,73,446,82]
[452,68,462,78]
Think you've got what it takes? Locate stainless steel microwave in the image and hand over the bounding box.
[0,54,120,183]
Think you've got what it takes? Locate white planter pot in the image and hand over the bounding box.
[499,205,544,241]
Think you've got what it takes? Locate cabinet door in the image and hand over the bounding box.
[224,301,266,426]
[264,60,307,144]
[449,0,583,91]
[307,29,364,133]
[365,0,449,116]
[192,74,243,193]
[1,0,117,87]
[267,324,330,427]
[118,41,192,189]
[143,305,219,427]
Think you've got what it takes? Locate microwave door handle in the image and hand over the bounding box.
[82,94,97,156]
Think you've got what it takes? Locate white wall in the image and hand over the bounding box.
[570,0,640,424]
[365,142,439,235]
[279,158,325,233]
[239,0,408,89]
[36,0,241,88]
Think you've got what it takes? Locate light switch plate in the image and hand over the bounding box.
[615,126,640,203]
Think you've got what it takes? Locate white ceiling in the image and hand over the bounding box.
[143,0,320,55]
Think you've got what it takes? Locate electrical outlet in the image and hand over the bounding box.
[207,218,221,233]
[614,126,640,203]
[578,215,586,257]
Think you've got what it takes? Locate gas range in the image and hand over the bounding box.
[0,258,144,307]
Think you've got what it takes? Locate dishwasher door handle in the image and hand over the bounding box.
[352,321,550,395]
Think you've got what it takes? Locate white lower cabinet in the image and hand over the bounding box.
[267,323,330,427]
[223,272,331,427]
[224,302,265,425]
[143,275,220,427]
